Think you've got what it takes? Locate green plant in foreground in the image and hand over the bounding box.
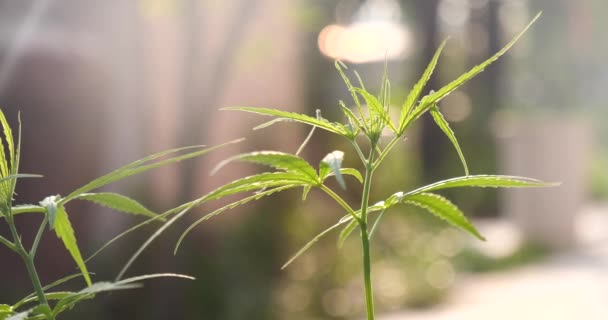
[0,109,241,319]
[164,12,548,320]
[0,11,551,320]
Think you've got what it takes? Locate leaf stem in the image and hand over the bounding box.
[30,215,48,257]
[0,233,17,253]
[319,185,361,225]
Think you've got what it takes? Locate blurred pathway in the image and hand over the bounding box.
[379,205,608,320]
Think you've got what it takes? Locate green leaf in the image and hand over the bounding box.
[404,192,484,240]
[320,151,346,189]
[59,140,242,206]
[206,172,312,201]
[337,219,358,248]
[212,151,318,181]
[334,61,365,121]
[321,168,363,184]
[405,175,555,197]
[13,273,91,310]
[400,39,447,132]
[75,193,157,218]
[224,107,348,136]
[410,12,541,121]
[430,104,469,175]
[39,195,60,229]
[338,101,363,134]
[0,109,13,179]
[352,87,397,133]
[0,305,12,318]
[54,205,91,286]
[52,274,193,317]
[174,185,297,254]
[282,220,345,270]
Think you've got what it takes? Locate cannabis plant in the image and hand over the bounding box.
[0,109,240,319]
[164,12,546,320]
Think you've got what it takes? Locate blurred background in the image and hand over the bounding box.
[0,0,607,319]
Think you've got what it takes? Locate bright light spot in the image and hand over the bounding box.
[434,228,465,257]
[439,0,471,28]
[373,262,408,308]
[425,259,455,289]
[318,22,411,64]
[440,90,472,122]
[319,0,410,64]
[274,283,312,312]
[322,288,353,317]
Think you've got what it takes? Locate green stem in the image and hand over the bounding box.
[7,214,53,318]
[361,225,375,320]
[30,216,48,257]
[0,234,17,253]
[360,151,376,320]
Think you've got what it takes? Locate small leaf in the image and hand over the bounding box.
[409,12,541,121]
[405,192,484,240]
[206,172,312,201]
[352,88,397,133]
[282,220,345,269]
[430,104,469,175]
[174,185,297,254]
[39,195,60,230]
[59,140,242,206]
[405,175,555,197]
[400,39,447,132]
[54,205,91,286]
[76,193,157,218]
[321,151,346,189]
[321,168,363,184]
[212,151,318,181]
[224,107,348,136]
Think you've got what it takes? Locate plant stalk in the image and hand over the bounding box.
[359,152,376,320]
[7,214,53,318]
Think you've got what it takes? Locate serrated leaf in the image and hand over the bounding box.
[282,220,345,270]
[206,172,312,201]
[410,12,541,121]
[335,61,364,119]
[430,105,469,175]
[14,273,91,310]
[321,168,363,184]
[400,39,447,132]
[224,107,348,136]
[338,100,363,133]
[352,88,397,133]
[54,206,91,286]
[320,151,346,189]
[76,193,157,218]
[405,192,484,240]
[0,109,13,179]
[58,140,242,206]
[404,175,555,198]
[212,151,318,181]
[175,185,297,254]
